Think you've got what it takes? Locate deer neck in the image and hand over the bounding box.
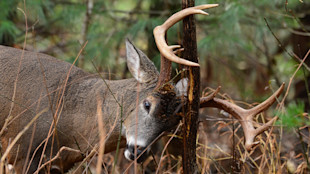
[62,77,156,153]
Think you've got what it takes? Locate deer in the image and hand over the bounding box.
[0,4,285,174]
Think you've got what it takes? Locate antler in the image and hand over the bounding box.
[153,4,218,89]
[200,83,285,150]
[154,4,218,67]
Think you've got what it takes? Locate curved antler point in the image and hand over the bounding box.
[154,4,218,67]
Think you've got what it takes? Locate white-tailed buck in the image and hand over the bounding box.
[0,4,284,173]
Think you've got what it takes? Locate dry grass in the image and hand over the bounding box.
[59,112,309,174]
[1,7,309,172]
[2,56,310,174]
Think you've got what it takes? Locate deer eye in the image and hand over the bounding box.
[143,100,151,113]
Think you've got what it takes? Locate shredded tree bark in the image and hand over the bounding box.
[182,0,200,173]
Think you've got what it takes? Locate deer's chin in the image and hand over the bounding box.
[124,145,148,163]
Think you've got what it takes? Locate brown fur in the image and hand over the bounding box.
[0,42,185,173]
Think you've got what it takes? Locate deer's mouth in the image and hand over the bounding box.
[124,145,148,163]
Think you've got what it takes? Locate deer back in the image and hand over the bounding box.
[0,40,187,173]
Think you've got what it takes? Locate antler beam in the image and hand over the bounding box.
[200,83,285,150]
[153,4,218,67]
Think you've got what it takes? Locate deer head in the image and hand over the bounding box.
[122,4,219,162]
[123,40,187,162]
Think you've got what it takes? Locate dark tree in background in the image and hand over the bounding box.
[182,0,200,173]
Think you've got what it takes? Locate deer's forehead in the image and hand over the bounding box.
[150,89,177,101]
[145,95,158,103]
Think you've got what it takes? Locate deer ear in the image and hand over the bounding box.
[126,39,159,83]
[175,78,188,97]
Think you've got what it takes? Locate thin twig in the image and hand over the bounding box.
[35,146,83,173]
[96,98,106,174]
[0,108,48,174]
[72,144,99,173]
[0,5,28,137]
[123,132,165,173]
[35,41,88,173]
[279,49,310,109]
[264,18,310,72]
[155,122,183,174]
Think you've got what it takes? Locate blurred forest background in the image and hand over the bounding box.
[1,0,310,173]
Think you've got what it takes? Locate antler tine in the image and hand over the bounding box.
[246,83,285,117]
[200,83,285,150]
[153,4,218,67]
[200,86,221,102]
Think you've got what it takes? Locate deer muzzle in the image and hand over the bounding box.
[124,144,149,163]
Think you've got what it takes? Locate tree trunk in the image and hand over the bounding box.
[182,0,200,174]
[78,0,93,68]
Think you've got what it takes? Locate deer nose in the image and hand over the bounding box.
[124,144,148,163]
[127,144,144,154]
